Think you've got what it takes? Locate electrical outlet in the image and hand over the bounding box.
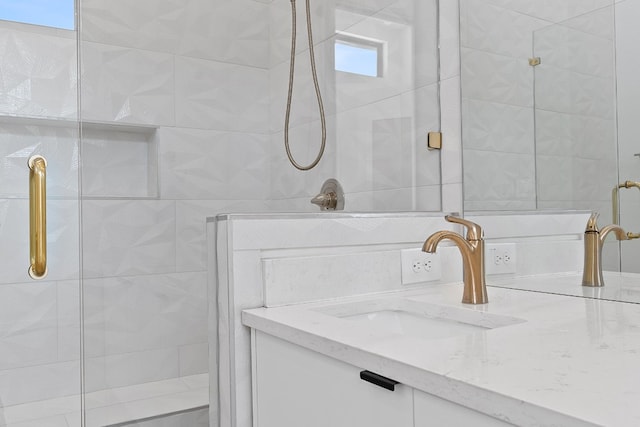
[485,243,517,275]
[401,248,442,285]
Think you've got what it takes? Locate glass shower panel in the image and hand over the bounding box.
[0,14,82,427]
[79,0,210,425]
[533,6,617,218]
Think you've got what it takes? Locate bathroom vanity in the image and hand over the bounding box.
[243,283,640,427]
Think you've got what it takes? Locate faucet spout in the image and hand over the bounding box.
[423,217,488,304]
[582,212,628,287]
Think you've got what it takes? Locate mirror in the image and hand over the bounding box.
[460,0,640,300]
[461,0,616,216]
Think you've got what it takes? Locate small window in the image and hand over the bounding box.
[0,0,75,30]
[335,33,384,77]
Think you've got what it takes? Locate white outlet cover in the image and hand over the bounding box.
[400,248,442,285]
[485,243,517,275]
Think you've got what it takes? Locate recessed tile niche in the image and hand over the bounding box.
[81,122,158,199]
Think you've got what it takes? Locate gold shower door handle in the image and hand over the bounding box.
[28,155,47,279]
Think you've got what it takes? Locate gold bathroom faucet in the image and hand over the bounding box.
[582,212,628,287]
[423,215,488,304]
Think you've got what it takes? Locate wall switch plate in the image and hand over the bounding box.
[401,248,442,285]
[485,243,517,275]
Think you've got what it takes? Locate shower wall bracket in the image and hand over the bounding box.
[427,131,442,150]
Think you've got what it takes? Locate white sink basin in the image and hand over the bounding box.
[343,309,488,340]
[316,297,524,341]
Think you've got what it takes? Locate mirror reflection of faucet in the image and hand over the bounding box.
[582,212,628,287]
[422,215,488,304]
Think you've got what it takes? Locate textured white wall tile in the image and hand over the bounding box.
[415,185,442,211]
[336,95,411,193]
[535,110,574,157]
[158,127,270,200]
[462,99,534,154]
[0,361,80,406]
[439,0,460,80]
[81,200,176,278]
[177,0,269,67]
[57,280,81,363]
[80,0,187,53]
[0,27,77,119]
[461,0,547,57]
[479,0,611,22]
[0,282,58,370]
[371,188,415,211]
[81,42,175,126]
[82,273,206,359]
[440,76,462,187]
[81,0,270,67]
[536,155,574,202]
[0,123,79,198]
[84,347,179,393]
[371,117,413,191]
[461,48,533,107]
[175,56,269,132]
[179,343,209,377]
[561,5,614,40]
[0,200,79,284]
[414,0,440,87]
[463,149,535,204]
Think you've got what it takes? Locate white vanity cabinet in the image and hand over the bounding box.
[251,331,512,427]
[252,331,414,427]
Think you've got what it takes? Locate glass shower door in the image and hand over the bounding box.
[532,5,618,218]
[0,6,82,427]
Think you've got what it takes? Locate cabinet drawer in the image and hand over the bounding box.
[253,331,414,427]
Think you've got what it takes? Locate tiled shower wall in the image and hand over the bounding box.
[461,0,616,212]
[0,0,445,407]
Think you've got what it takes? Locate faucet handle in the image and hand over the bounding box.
[444,215,483,241]
[585,212,600,233]
[585,212,628,240]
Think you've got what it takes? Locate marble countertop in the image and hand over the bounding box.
[242,283,640,427]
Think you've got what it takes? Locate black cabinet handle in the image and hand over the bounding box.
[360,370,400,391]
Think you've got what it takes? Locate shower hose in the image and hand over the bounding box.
[284,0,326,171]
